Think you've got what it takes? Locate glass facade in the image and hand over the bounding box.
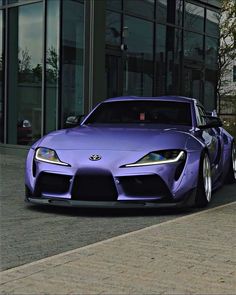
[0,0,221,147]
[0,9,3,143]
[8,3,43,144]
[61,0,84,128]
[105,0,220,107]
[123,16,153,96]
[0,0,84,145]
[45,0,60,134]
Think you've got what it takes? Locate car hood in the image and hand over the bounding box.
[35,124,194,152]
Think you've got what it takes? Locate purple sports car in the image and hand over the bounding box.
[25,96,236,209]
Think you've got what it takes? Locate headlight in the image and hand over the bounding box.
[124,150,186,167]
[35,147,69,166]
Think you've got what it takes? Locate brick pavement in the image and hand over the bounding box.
[1,201,236,294]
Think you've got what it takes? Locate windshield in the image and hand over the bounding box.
[84,100,192,126]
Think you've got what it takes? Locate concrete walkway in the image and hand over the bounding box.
[1,201,236,294]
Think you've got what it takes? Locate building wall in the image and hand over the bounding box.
[0,0,221,146]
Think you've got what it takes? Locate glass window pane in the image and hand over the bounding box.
[156,0,183,26]
[184,67,203,101]
[106,0,122,10]
[125,0,154,19]
[206,9,220,37]
[204,69,217,111]
[62,0,84,127]
[8,3,43,145]
[124,16,153,96]
[166,27,182,94]
[184,31,203,61]
[172,0,183,26]
[156,24,166,95]
[205,37,218,69]
[7,0,27,3]
[45,0,60,134]
[185,2,204,32]
[0,10,3,143]
[156,0,167,23]
[106,11,121,46]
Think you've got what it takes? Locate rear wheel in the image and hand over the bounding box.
[226,142,236,184]
[195,152,212,208]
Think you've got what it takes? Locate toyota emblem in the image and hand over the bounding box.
[89,154,102,161]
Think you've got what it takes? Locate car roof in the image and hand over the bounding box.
[104,96,196,104]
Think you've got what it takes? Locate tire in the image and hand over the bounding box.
[195,152,212,208]
[226,142,236,184]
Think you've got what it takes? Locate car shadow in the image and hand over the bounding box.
[26,203,194,218]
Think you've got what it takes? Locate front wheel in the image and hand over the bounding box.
[226,142,236,184]
[195,152,212,208]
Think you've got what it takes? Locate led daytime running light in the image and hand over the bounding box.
[35,148,69,166]
[125,151,185,167]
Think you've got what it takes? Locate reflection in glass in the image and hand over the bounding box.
[125,0,154,19]
[8,3,43,145]
[106,11,121,46]
[106,0,122,11]
[184,31,203,61]
[156,24,166,95]
[185,2,204,32]
[106,55,122,98]
[124,16,153,96]
[166,27,182,94]
[184,67,203,101]
[7,0,25,3]
[0,10,3,142]
[205,37,218,69]
[206,9,220,37]
[156,0,167,23]
[45,0,59,133]
[156,0,183,26]
[62,0,84,127]
[205,69,217,111]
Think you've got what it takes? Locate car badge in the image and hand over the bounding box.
[89,154,102,161]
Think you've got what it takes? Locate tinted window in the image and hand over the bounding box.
[184,31,203,61]
[106,0,122,11]
[106,11,121,46]
[61,0,84,127]
[8,2,43,145]
[0,10,3,143]
[196,105,207,126]
[205,37,218,69]
[85,101,192,126]
[206,9,220,37]
[123,16,153,96]
[185,2,204,32]
[45,0,60,133]
[125,0,154,19]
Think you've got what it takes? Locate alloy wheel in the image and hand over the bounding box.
[203,154,212,202]
[232,143,236,180]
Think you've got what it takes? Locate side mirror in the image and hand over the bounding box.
[199,116,223,129]
[206,110,218,117]
[65,115,85,128]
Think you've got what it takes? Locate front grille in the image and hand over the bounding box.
[119,175,171,198]
[35,173,71,196]
[72,170,118,201]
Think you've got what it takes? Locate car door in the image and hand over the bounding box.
[195,104,221,181]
